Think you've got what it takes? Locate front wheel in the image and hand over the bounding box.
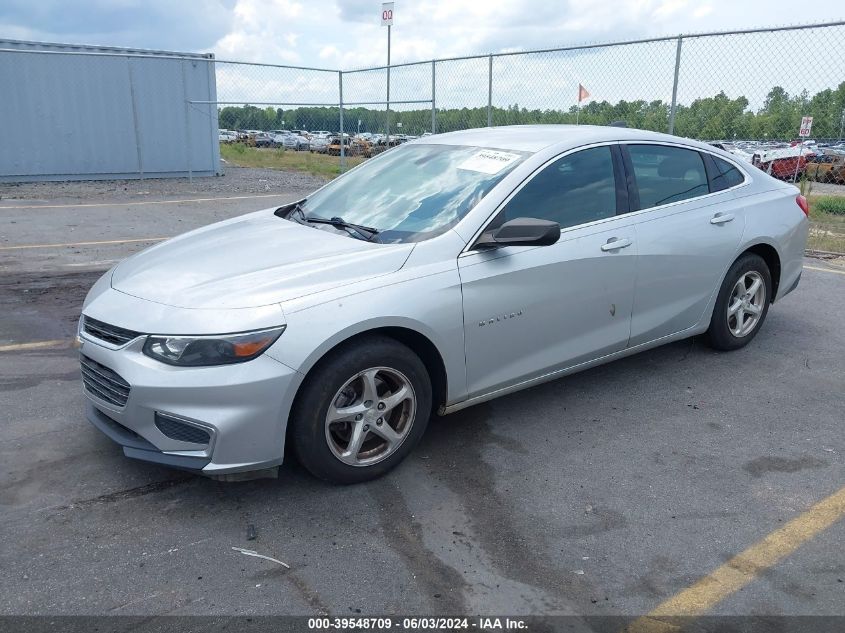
[290,336,432,484]
[705,253,772,351]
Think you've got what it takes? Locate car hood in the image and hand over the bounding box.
[111,208,414,309]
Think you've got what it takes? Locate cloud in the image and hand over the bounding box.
[1,0,841,111]
[212,0,303,62]
[0,0,232,51]
[693,4,714,18]
[319,45,340,60]
[2,0,838,67]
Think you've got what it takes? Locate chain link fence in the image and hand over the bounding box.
[209,21,844,189]
[3,21,844,196]
[204,20,845,253]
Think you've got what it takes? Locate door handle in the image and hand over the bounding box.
[601,237,633,252]
[710,213,735,225]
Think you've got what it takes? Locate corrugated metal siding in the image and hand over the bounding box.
[0,39,221,182]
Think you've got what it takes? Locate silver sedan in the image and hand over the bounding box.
[79,125,809,483]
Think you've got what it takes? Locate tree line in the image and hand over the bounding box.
[217,83,845,141]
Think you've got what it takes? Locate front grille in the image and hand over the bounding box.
[155,413,212,445]
[80,355,131,407]
[82,316,141,346]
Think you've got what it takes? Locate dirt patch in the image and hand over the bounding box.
[0,269,103,343]
[0,165,327,201]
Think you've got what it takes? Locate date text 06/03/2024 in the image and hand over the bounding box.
[306,617,528,630]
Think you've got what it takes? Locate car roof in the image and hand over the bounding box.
[417,124,713,154]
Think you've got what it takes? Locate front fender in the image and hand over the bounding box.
[265,269,467,405]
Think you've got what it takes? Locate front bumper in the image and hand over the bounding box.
[79,334,301,476]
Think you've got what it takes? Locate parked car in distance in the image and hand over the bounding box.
[309,134,330,153]
[218,130,238,143]
[751,145,809,180]
[271,133,296,149]
[290,133,310,150]
[327,135,353,155]
[349,137,373,157]
[269,132,307,150]
[79,125,808,484]
[253,132,274,148]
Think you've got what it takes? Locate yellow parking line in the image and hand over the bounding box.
[0,237,168,251]
[627,485,845,632]
[0,339,71,352]
[803,265,845,276]
[0,193,289,210]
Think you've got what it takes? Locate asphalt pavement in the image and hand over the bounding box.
[1,173,844,621]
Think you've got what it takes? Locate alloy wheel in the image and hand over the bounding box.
[324,367,416,467]
[727,271,766,337]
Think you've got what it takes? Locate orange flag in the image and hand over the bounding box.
[578,83,590,102]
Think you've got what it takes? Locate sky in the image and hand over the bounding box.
[0,0,839,68]
[1,1,842,113]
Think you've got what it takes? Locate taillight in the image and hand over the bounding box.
[796,194,809,217]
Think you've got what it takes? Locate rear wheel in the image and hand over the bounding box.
[705,253,772,351]
[291,336,432,484]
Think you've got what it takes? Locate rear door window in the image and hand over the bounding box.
[627,144,710,210]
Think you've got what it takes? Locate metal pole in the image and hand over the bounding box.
[793,117,805,183]
[180,60,193,183]
[487,55,493,127]
[126,57,144,179]
[338,71,346,171]
[386,24,391,145]
[839,108,845,142]
[792,146,802,183]
[431,60,436,134]
[668,36,683,135]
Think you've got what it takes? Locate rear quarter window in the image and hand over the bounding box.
[710,155,746,191]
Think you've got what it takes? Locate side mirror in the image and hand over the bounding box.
[475,217,561,248]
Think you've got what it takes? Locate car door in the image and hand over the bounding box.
[458,144,637,400]
[623,143,746,347]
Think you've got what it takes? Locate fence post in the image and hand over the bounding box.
[487,55,493,127]
[431,60,436,134]
[126,56,144,179]
[180,60,193,183]
[386,26,391,145]
[338,70,346,172]
[668,35,683,135]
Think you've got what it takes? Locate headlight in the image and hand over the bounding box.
[142,326,285,367]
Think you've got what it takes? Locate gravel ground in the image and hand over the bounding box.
[0,165,328,201]
[807,182,845,197]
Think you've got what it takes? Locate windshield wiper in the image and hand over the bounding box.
[304,216,380,242]
[282,203,380,242]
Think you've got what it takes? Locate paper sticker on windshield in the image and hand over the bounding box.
[457,150,521,175]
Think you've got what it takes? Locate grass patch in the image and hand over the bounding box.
[812,196,845,216]
[808,197,845,253]
[220,143,364,179]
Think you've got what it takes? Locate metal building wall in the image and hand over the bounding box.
[0,39,221,182]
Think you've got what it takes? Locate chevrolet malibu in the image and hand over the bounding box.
[79,125,809,483]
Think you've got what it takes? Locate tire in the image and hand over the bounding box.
[291,335,432,484]
[705,253,772,351]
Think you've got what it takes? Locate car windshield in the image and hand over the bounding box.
[300,143,529,243]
